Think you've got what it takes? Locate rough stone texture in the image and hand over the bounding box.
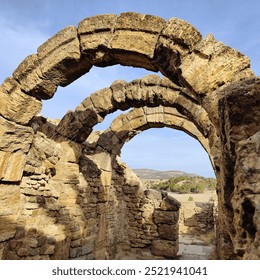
[151,240,179,258]
[0,13,259,260]
[180,34,254,95]
[0,78,42,124]
[178,201,215,235]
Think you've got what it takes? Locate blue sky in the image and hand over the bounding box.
[0,0,259,177]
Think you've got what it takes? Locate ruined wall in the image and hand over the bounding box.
[0,120,181,260]
[179,201,216,236]
[0,13,259,260]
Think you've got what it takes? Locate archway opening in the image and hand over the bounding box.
[119,127,217,260]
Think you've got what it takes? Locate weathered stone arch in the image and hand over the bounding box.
[1,12,254,126]
[0,13,259,260]
[56,75,215,143]
[96,106,211,156]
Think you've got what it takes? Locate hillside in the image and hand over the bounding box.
[133,168,196,180]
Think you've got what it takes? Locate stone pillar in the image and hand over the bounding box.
[151,194,181,258]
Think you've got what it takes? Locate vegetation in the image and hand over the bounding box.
[150,176,216,194]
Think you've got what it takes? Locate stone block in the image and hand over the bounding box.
[78,14,117,58]
[100,171,112,187]
[153,210,179,225]
[144,106,164,124]
[56,109,98,142]
[144,189,162,200]
[127,108,148,131]
[0,78,42,124]
[160,196,181,211]
[13,54,57,100]
[151,239,179,258]
[110,114,133,140]
[110,13,165,69]
[162,18,202,49]
[53,162,79,183]
[0,151,26,182]
[96,130,120,154]
[87,148,112,172]
[38,26,92,91]
[157,224,179,241]
[111,80,128,109]
[0,116,34,153]
[90,88,114,115]
[180,34,254,95]
[0,185,20,216]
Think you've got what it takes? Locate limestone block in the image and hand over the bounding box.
[38,26,92,89]
[144,106,164,124]
[160,196,181,211]
[96,130,120,154]
[78,14,117,62]
[123,165,142,188]
[162,18,202,49]
[58,140,81,163]
[110,80,128,109]
[144,189,162,200]
[0,151,26,182]
[127,107,148,131]
[218,78,260,143]
[157,224,179,241]
[110,13,165,69]
[234,131,260,194]
[56,109,98,142]
[53,162,79,183]
[0,78,42,124]
[87,148,112,172]
[125,80,145,104]
[110,114,133,140]
[151,239,179,257]
[153,210,179,225]
[180,34,254,94]
[0,116,34,153]
[0,185,20,216]
[0,117,33,182]
[13,54,57,99]
[100,171,112,187]
[90,88,114,115]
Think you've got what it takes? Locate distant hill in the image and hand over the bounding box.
[133,169,196,180]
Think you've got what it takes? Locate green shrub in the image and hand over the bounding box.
[150,176,216,194]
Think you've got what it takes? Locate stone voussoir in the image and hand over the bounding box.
[78,14,117,63]
[0,77,42,124]
[38,25,92,89]
[110,12,166,70]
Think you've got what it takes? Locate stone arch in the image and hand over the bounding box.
[1,12,254,127]
[56,75,215,143]
[93,106,214,169]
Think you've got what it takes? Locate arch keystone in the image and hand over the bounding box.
[110,12,166,70]
[78,14,117,64]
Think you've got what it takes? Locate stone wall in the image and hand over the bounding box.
[0,123,181,259]
[179,201,216,235]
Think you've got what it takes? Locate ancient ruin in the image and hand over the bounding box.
[0,12,259,260]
